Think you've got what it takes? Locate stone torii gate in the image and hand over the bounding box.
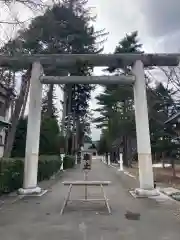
[2,53,178,196]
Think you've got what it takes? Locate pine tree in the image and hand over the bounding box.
[94,32,142,165]
[3,1,107,156]
[42,85,58,118]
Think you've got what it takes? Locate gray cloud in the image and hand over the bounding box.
[88,0,180,52]
[139,0,180,38]
[161,31,180,52]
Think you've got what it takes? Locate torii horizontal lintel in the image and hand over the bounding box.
[0,53,179,69]
[40,75,136,84]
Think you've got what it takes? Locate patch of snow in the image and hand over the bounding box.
[161,187,180,196]
[153,163,171,168]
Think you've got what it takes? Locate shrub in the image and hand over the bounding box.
[0,155,61,195]
[12,117,62,157]
[63,155,75,169]
[38,155,61,181]
[11,118,27,157]
[0,159,24,194]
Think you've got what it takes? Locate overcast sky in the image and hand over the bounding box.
[2,0,180,141]
[86,0,180,140]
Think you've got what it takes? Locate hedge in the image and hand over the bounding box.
[0,155,61,195]
[63,155,75,169]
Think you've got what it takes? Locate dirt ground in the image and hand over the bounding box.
[126,163,180,189]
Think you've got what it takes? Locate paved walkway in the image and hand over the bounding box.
[1,158,180,240]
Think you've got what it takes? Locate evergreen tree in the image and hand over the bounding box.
[95,32,180,168]
[94,31,141,166]
[42,85,58,118]
[2,1,107,156]
[12,116,61,157]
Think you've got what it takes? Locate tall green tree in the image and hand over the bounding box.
[12,116,61,157]
[95,31,180,166]
[94,31,142,166]
[42,85,58,119]
[148,83,180,165]
[60,0,106,154]
[2,1,106,156]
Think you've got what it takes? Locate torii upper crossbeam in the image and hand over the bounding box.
[0,53,179,69]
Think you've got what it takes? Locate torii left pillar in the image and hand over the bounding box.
[19,62,43,195]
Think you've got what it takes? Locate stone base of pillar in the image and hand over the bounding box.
[60,165,64,171]
[118,168,123,172]
[134,188,160,197]
[18,186,45,196]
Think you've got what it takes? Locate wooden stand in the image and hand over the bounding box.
[84,170,88,200]
[60,169,111,215]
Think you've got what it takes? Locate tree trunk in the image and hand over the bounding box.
[171,158,176,178]
[20,77,30,118]
[154,152,157,162]
[128,137,133,167]
[4,68,31,158]
[65,85,72,154]
[61,85,67,137]
[105,152,108,164]
[162,152,165,168]
[78,122,85,149]
[75,118,79,152]
[4,70,13,117]
[123,135,128,166]
[7,70,12,88]
[122,99,128,166]
[10,72,16,118]
[71,110,76,155]
[0,69,4,83]
[117,148,120,163]
[47,84,54,117]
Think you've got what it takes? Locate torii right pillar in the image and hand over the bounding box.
[132,60,158,196]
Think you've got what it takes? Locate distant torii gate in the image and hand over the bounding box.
[3,53,178,196]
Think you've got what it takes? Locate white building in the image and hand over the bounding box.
[81,142,97,156]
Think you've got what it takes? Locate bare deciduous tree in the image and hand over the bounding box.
[4,67,31,157]
[0,0,49,157]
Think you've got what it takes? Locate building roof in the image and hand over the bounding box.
[82,143,97,152]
